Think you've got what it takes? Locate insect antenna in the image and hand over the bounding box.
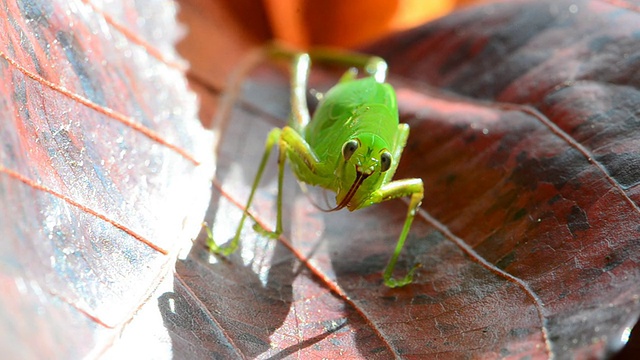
[297,181,336,212]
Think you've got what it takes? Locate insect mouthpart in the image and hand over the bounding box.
[326,169,370,212]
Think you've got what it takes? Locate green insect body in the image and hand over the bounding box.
[303,77,399,210]
[207,47,424,288]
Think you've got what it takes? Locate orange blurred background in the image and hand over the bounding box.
[177,0,489,101]
[263,0,490,48]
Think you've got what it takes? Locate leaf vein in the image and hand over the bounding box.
[0,164,168,254]
[0,50,200,165]
[415,208,553,357]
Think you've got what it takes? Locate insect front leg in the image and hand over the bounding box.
[278,126,331,185]
[365,178,424,288]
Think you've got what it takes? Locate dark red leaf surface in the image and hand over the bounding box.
[369,0,640,356]
[0,0,212,358]
[164,0,640,359]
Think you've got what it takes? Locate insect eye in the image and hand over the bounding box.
[342,140,359,161]
[380,151,392,172]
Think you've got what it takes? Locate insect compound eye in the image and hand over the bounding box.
[380,151,392,172]
[342,139,359,161]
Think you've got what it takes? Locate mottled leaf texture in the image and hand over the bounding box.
[0,0,212,359]
[163,0,640,359]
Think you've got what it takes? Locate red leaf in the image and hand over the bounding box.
[164,0,639,359]
[368,1,640,356]
[0,0,212,358]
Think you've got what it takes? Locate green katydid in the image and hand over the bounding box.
[207,45,424,288]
